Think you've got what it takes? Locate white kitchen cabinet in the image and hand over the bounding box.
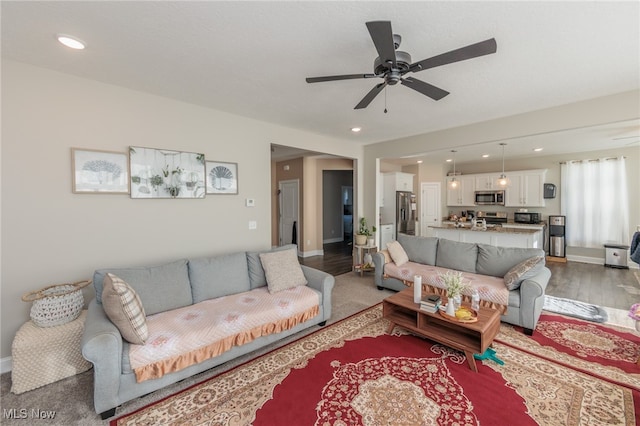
[384,172,414,192]
[446,176,475,206]
[474,174,501,190]
[505,170,546,207]
[380,223,394,249]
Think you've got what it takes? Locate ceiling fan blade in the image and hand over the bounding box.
[354,82,387,109]
[401,77,449,101]
[366,21,396,68]
[306,74,377,83]
[409,38,497,72]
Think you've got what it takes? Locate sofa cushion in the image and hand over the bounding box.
[247,244,297,289]
[188,252,251,303]
[397,234,438,265]
[436,239,477,273]
[260,248,308,293]
[94,259,192,315]
[102,273,148,345]
[476,244,546,278]
[504,256,546,290]
[387,241,409,266]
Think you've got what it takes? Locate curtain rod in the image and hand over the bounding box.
[559,156,625,164]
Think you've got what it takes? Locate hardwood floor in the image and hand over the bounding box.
[299,241,354,276]
[300,243,640,311]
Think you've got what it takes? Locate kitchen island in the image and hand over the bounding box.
[429,224,543,249]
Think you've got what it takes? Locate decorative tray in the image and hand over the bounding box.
[438,307,478,323]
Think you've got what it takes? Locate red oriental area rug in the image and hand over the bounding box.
[112,305,640,426]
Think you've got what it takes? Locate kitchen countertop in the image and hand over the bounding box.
[430,225,541,234]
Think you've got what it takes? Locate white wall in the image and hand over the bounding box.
[0,61,362,360]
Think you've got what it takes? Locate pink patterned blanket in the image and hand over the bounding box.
[129,285,319,382]
[384,262,509,312]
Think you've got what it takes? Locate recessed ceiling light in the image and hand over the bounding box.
[417,160,423,164]
[533,147,543,152]
[57,34,85,50]
[482,154,490,158]
[350,127,361,133]
[446,159,452,163]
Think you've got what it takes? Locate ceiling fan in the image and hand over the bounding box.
[306,21,497,109]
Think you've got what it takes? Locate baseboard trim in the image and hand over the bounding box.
[322,237,344,244]
[1,356,12,374]
[300,249,324,258]
[564,255,638,269]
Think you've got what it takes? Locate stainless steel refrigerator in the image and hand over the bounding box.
[396,191,416,236]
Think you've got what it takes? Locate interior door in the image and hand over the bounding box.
[421,182,441,236]
[279,179,299,247]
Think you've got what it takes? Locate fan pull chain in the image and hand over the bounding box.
[384,86,388,114]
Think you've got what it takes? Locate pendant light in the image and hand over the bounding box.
[448,150,458,189]
[497,143,509,187]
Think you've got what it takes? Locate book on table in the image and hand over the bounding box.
[420,294,441,313]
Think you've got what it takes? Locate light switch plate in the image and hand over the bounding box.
[246,198,255,207]
[249,221,257,230]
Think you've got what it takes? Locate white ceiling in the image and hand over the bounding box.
[2,1,639,162]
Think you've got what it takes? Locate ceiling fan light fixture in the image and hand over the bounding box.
[56,34,85,50]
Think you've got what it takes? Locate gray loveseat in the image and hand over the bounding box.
[81,245,334,419]
[373,234,550,335]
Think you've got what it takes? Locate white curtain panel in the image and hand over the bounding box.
[561,157,629,248]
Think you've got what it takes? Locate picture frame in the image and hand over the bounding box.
[206,161,238,194]
[71,148,130,194]
[129,146,206,199]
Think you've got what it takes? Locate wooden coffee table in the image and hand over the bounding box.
[382,288,501,372]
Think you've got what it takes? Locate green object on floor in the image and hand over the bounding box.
[474,347,504,365]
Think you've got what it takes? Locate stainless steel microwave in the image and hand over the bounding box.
[474,190,505,205]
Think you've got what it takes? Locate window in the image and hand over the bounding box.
[560,157,629,248]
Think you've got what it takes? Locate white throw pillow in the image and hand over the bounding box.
[102,273,148,344]
[504,256,545,290]
[387,241,409,266]
[259,248,308,293]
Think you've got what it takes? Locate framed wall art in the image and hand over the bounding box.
[129,146,206,199]
[71,148,129,194]
[206,161,238,194]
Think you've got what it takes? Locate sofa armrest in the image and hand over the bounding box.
[301,265,335,320]
[373,252,386,287]
[518,266,551,330]
[81,298,123,414]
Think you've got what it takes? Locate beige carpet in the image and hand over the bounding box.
[0,272,392,425]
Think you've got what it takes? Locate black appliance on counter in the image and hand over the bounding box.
[476,211,508,224]
[514,212,541,224]
[549,215,566,257]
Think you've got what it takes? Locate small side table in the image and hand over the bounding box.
[11,310,91,394]
[354,244,378,276]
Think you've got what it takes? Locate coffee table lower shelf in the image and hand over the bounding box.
[382,288,501,372]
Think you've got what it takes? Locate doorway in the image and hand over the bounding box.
[420,182,441,236]
[279,179,300,247]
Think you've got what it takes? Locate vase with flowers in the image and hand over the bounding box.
[438,270,469,316]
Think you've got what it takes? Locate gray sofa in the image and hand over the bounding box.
[373,234,550,335]
[81,245,334,419]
